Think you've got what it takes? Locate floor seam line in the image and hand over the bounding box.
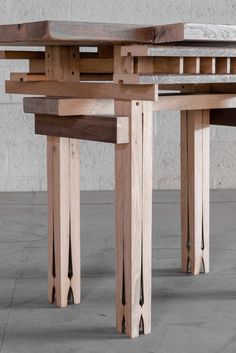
[0,278,17,353]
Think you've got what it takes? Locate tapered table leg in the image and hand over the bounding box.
[47,136,80,307]
[115,100,153,338]
[181,110,210,275]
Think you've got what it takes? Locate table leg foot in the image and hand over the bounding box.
[181,110,210,275]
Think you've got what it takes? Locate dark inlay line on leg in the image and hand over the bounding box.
[139,235,144,307]
[139,315,144,334]
[122,315,126,333]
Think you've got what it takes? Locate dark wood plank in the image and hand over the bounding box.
[0,21,155,45]
[0,50,44,59]
[210,108,236,126]
[35,114,129,144]
[1,21,236,46]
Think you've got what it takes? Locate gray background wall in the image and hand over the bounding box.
[0,0,236,191]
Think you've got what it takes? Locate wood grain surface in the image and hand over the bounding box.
[35,114,129,144]
[0,21,236,45]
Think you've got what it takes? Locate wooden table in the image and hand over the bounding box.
[1,20,236,338]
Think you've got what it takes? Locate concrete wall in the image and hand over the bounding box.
[1,0,236,191]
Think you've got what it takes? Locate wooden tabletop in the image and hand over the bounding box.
[0,21,236,46]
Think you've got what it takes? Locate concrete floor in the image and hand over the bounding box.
[1,191,236,352]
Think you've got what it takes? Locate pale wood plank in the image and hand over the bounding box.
[153,94,236,111]
[24,97,114,116]
[121,44,236,57]
[154,23,236,43]
[113,73,236,85]
[6,80,158,101]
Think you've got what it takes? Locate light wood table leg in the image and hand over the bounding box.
[115,100,153,338]
[47,136,80,307]
[46,46,81,307]
[181,110,210,275]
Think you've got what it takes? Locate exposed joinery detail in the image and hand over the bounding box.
[118,46,236,79]
[69,47,80,81]
[181,110,210,275]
